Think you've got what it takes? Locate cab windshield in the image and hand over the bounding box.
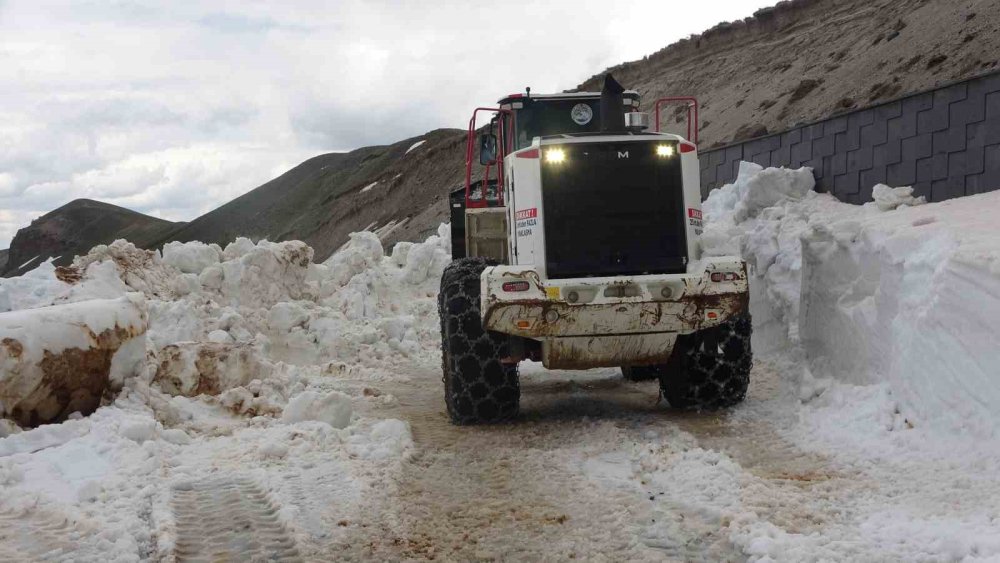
[514,99,603,150]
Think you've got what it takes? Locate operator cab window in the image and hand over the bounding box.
[515,99,601,150]
[512,95,639,150]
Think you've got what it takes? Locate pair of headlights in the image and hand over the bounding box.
[544,144,675,164]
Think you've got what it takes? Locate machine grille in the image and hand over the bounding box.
[540,141,688,279]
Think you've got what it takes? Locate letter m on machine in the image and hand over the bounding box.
[515,208,537,220]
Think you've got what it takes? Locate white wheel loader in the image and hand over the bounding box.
[439,75,751,424]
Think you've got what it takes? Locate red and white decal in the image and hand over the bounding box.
[515,208,538,220]
[687,208,702,220]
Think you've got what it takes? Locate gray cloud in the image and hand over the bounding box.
[0,0,773,248]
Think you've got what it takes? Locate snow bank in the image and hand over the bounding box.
[702,162,850,350]
[0,222,450,431]
[703,163,1000,436]
[0,225,442,559]
[0,295,147,426]
[800,191,1000,436]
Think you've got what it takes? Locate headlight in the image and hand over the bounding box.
[545,148,566,163]
[656,144,675,157]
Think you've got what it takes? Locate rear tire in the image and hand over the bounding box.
[439,257,519,424]
[660,313,752,409]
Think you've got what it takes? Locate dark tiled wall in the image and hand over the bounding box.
[699,71,1000,203]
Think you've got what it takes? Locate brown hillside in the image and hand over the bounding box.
[576,0,1000,148]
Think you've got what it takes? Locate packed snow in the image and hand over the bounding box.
[1,162,999,560]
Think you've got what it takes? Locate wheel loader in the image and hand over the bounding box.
[439,75,752,424]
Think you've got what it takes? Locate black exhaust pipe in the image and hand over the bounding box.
[600,74,626,133]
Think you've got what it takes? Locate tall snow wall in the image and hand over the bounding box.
[704,162,1000,437]
[800,193,1000,436]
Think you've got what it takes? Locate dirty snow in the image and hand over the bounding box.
[0,228,448,560]
[360,181,378,193]
[1,165,1000,560]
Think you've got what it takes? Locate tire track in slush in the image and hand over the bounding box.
[0,505,95,562]
[340,363,861,561]
[171,477,301,562]
[344,370,742,561]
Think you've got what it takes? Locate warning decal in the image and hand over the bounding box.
[687,207,703,233]
[515,208,538,220]
[515,208,538,237]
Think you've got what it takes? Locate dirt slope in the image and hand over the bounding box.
[153,128,467,262]
[2,199,180,277]
[576,0,1000,147]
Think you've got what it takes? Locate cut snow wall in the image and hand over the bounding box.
[799,193,1000,436]
[700,70,1000,204]
[0,295,147,426]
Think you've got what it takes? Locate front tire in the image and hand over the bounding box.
[660,313,752,409]
[439,257,519,424]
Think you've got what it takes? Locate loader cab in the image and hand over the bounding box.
[498,91,641,151]
[455,77,700,270]
[453,91,641,259]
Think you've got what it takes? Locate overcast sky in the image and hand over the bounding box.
[0,0,774,248]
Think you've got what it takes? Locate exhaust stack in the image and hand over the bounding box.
[600,74,626,133]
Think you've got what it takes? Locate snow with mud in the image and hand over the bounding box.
[1,165,1000,560]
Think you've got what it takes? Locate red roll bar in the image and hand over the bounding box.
[653,97,699,145]
[465,107,512,208]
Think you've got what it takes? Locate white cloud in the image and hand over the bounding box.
[0,0,773,248]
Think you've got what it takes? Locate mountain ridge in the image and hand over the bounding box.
[2,199,181,277]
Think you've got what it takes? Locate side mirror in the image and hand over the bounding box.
[479,133,498,165]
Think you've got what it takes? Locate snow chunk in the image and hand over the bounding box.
[160,428,191,445]
[281,391,352,429]
[0,418,90,457]
[0,295,148,426]
[869,183,927,211]
[258,440,289,459]
[152,342,273,397]
[161,241,222,274]
[222,237,256,261]
[702,161,814,226]
[360,181,378,193]
[267,302,309,332]
[218,240,314,308]
[119,420,156,443]
[73,240,179,298]
[356,419,412,460]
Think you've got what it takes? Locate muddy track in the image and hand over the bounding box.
[0,504,93,562]
[331,363,862,561]
[171,477,301,562]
